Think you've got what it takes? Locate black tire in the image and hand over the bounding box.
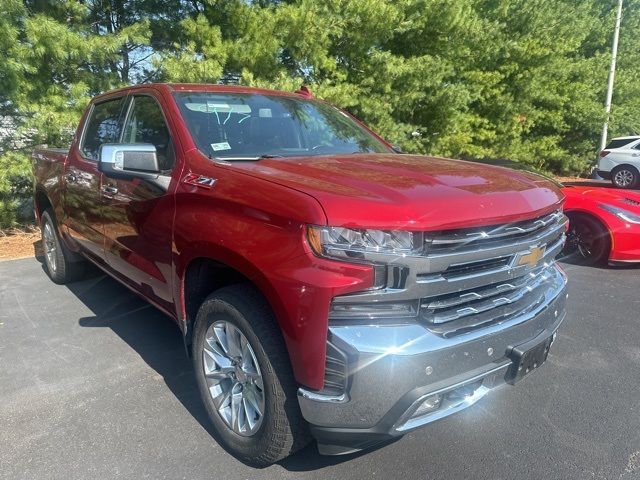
[40,209,86,284]
[561,213,611,266]
[611,165,639,189]
[192,284,311,466]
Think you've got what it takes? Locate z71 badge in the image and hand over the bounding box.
[183,173,217,189]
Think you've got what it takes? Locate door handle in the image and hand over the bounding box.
[102,185,118,196]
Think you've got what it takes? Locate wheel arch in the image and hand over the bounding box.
[34,187,52,222]
[564,208,614,258]
[178,251,289,359]
[611,163,640,174]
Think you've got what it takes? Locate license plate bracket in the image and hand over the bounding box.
[506,334,554,384]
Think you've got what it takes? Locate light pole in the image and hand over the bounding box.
[599,0,624,152]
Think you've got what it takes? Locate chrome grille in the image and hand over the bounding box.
[426,211,566,252]
[421,265,556,325]
[417,211,567,334]
[330,210,568,335]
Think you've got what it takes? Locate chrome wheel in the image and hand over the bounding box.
[202,320,265,436]
[43,221,57,273]
[614,169,634,188]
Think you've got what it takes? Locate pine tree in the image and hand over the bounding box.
[2,0,640,228]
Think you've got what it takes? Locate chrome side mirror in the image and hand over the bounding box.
[98,143,160,180]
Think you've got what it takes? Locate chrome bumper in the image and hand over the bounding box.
[298,266,567,454]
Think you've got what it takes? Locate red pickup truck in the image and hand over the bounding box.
[33,83,568,465]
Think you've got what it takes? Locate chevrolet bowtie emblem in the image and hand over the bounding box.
[516,246,546,268]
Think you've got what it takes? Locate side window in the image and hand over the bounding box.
[606,139,633,150]
[122,96,174,170]
[81,97,126,160]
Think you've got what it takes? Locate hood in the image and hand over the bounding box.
[563,185,640,212]
[229,153,564,230]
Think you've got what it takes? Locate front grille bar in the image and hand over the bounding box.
[421,266,554,324]
[422,266,544,311]
[427,211,565,247]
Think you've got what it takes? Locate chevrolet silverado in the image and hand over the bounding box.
[32,83,568,465]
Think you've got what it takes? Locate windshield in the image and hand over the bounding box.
[174,92,391,160]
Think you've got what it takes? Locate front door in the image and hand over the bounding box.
[101,93,177,312]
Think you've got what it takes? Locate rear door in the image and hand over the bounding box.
[101,92,178,312]
[608,138,639,165]
[630,141,640,169]
[64,96,127,262]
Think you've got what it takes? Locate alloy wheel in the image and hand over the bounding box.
[202,320,265,436]
[614,169,634,188]
[43,221,57,273]
[564,220,604,262]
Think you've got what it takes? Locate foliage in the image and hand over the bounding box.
[0,152,32,229]
[2,0,640,227]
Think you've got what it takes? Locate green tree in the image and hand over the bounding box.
[0,0,155,227]
[3,0,640,229]
[158,0,633,174]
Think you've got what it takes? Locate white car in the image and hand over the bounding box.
[597,135,640,188]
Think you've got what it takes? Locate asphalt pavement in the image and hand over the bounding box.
[1,257,639,480]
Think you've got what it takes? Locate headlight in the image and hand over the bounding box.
[307,226,419,261]
[599,204,640,224]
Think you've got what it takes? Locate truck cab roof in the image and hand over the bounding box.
[92,83,310,103]
[610,135,640,141]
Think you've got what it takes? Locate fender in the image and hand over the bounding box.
[176,243,290,343]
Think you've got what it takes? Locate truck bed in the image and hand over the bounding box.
[32,147,69,163]
[32,147,70,223]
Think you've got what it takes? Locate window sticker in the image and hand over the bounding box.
[207,102,230,110]
[184,102,252,114]
[211,142,231,151]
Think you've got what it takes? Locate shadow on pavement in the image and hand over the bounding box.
[66,272,367,471]
[276,437,400,471]
[70,274,211,430]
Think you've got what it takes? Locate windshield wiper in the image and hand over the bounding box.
[209,154,284,161]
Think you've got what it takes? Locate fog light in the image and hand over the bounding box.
[413,394,443,416]
[447,380,483,401]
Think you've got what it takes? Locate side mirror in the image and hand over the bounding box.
[98,143,160,180]
[391,145,404,154]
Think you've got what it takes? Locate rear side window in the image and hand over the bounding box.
[605,139,635,149]
[122,96,174,170]
[81,97,126,160]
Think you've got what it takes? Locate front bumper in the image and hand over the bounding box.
[608,223,640,263]
[298,267,567,454]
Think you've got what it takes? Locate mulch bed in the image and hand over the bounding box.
[0,229,42,261]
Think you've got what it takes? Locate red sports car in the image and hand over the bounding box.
[561,184,640,266]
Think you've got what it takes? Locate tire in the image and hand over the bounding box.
[40,209,86,284]
[611,165,639,189]
[192,284,311,466]
[561,213,611,266]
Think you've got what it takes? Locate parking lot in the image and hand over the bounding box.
[1,257,639,480]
